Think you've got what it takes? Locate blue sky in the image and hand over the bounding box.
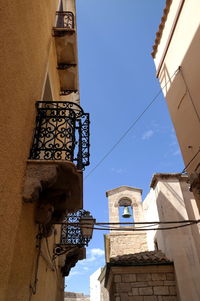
[65,0,184,294]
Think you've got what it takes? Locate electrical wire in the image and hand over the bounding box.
[94,223,159,229]
[62,219,199,226]
[61,219,200,232]
[95,220,198,225]
[92,223,197,231]
[29,227,42,301]
[79,220,199,231]
[179,66,200,123]
[181,147,200,173]
[46,233,64,291]
[46,235,61,285]
[84,67,180,180]
[45,237,53,262]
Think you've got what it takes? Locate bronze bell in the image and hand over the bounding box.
[122,206,131,218]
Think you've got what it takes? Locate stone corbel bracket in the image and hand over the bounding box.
[61,247,86,277]
[23,160,83,223]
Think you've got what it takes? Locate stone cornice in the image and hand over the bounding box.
[150,173,188,189]
[106,186,142,197]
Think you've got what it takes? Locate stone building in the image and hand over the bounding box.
[99,176,200,301]
[144,173,200,301]
[0,0,90,300]
[100,186,178,301]
[64,292,90,301]
[101,251,177,301]
[104,186,147,260]
[151,0,200,210]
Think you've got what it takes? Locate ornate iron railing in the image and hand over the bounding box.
[60,210,90,247]
[60,89,78,96]
[55,11,75,29]
[29,101,90,170]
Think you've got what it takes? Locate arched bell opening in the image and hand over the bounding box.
[118,197,134,224]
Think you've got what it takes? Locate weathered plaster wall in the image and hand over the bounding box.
[0,0,74,300]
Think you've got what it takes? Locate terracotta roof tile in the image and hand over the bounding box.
[151,0,172,58]
[110,250,172,265]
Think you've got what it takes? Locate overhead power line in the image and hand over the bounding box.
[91,219,200,231]
[64,219,200,232]
[85,68,180,180]
[91,221,198,231]
[95,219,199,225]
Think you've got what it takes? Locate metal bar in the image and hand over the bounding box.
[55,11,75,29]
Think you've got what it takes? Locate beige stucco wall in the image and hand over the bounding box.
[67,0,76,16]
[143,174,200,301]
[0,0,80,300]
[153,0,200,176]
[154,0,200,71]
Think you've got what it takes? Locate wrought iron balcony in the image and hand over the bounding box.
[29,101,90,170]
[54,11,75,33]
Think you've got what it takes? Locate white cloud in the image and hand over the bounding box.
[80,248,105,265]
[65,248,105,282]
[69,270,83,276]
[86,248,104,263]
[90,248,104,256]
[142,130,154,140]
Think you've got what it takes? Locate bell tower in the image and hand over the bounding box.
[105,186,148,262]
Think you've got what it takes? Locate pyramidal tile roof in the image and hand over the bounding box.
[110,250,172,266]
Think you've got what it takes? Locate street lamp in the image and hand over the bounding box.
[80,211,96,239]
[54,210,95,256]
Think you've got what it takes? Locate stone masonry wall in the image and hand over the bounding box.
[64,292,90,301]
[109,265,178,301]
[108,233,148,259]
